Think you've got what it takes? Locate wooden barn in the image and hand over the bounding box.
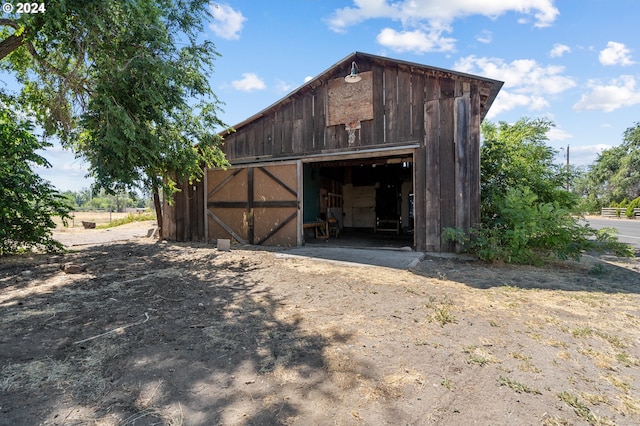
[163,52,503,252]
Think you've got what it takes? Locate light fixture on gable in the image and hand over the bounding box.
[344,61,361,83]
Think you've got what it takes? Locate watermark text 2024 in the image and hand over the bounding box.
[2,3,46,14]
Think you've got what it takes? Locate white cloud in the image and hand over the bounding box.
[565,144,612,166]
[231,73,266,92]
[454,55,575,117]
[573,75,640,112]
[304,76,314,83]
[484,91,540,119]
[329,0,558,30]
[550,43,570,58]
[275,80,295,94]
[476,30,492,44]
[328,0,558,52]
[209,3,247,40]
[376,27,456,53]
[599,41,634,66]
[547,127,572,141]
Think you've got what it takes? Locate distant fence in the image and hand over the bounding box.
[601,207,640,219]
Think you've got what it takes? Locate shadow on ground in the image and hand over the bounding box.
[411,251,640,294]
[0,242,348,425]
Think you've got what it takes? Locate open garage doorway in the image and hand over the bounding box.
[302,153,415,249]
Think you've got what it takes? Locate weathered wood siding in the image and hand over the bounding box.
[165,53,497,251]
[162,178,205,243]
[221,60,488,162]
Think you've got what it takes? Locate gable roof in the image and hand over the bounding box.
[227,51,503,133]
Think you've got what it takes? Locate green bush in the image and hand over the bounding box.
[0,98,71,255]
[625,196,640,218]
[445,187,633,264]
[444,118,634,265]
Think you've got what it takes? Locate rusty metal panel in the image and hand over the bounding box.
[327,71,374,126]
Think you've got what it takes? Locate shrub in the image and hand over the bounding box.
[445,187,634,264]
[625,196,640,218]
[0,98,71,255]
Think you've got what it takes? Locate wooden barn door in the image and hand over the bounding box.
[206,163,300,246]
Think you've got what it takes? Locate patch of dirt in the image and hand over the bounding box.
[52,220,157,247]
[1,226,639,425]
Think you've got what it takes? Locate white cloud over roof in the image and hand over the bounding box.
[376,27,456,53]
[231,73,266,92]
[328,0,559,53]
[599,41,634,66]
[454,55,575,118]
[573,75,640,112]
[209,3,247,40]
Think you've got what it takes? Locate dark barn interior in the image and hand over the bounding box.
[303,155,414,248]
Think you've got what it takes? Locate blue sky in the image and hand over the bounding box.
[30,0,640,191]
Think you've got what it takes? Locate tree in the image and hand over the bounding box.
[445,118,632,264]
[575,123,640,209]
[480,118,576,218]
[1,1,228,237]
[0,95,70,255]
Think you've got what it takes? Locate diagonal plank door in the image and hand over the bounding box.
[206,164,299,245]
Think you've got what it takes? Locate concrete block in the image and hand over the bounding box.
[217,239,231,251]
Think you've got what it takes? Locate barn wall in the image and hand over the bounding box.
[164,55,490,252]
[419,76,480,252]
[162,177,205,242]
[220,60,485,164]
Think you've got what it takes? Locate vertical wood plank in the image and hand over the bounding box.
[273,110,283,155]
[203,167,208,243]
[265,118,273,157]
[302,94,314,153]
[195,179,204,242]
[424,98,441,252]
[360,117,372,146]
[440,77,455,99]
[414,146,427,251]
[425,75,438,101]
[412,74,425,142]
[397,69,412,142]
[454,92,471,244]
[372,65,385,145]
[247,167,254,244]
[316,86,327,150]
[384,68,398,144]
[469,83,481,227]
[297,160,303,246]
[246,122,255,159]
[293,119,303,153]
[439,97,456,252]
[281,102,293,154]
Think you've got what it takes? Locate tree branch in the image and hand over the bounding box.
[0,18,23,60]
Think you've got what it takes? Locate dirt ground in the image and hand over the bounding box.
[1,223,639,425]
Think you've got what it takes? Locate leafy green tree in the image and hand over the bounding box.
[480,118,575,218]
[0,96,70,255]
[575,123,640,209]
[445,118,632,264]
[1,1,228,236]
[60,190,78,209]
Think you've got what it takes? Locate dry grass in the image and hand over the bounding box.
[1,239,639,425]
[53,211,148,228]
